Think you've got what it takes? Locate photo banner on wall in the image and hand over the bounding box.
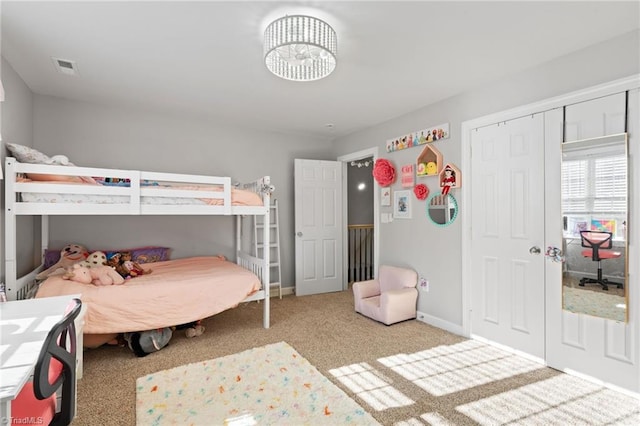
[386,123,449,153]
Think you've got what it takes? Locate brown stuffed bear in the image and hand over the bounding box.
[107,253,131,279]
[120,251,151,277]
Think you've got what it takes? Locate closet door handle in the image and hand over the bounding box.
[529,246,541,255]
[296,232,303,237]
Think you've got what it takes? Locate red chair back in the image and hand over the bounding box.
[12,298,81,426]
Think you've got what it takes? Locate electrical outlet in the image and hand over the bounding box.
[419,277,429,292]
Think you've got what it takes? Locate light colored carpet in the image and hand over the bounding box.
[76,290,640,425]
[136,341,379,425]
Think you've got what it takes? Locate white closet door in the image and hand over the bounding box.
[564,92,627,141]
[470,113,545,359]
[546,92,639,393]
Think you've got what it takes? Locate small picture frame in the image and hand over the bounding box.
[381,187,391,206]
[401,164,415,188]
[393,190,412,219]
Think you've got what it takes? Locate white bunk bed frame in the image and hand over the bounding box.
[3,157,272,328]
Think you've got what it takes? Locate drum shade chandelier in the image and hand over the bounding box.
[264,14,337,82]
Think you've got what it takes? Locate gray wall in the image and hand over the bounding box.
[1,56,37,278]
[332,30,640,327]
[2,29,638,328]
[29,96,334,289]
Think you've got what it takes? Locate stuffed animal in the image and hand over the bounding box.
[77,251,108,269]
[107,253,131,279]
[62,264,125,286]
[124,328,173,357]
[175,320,205,338]
[36,243,89,280]
[120,251,151,277]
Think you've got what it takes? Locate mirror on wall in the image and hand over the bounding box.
[561,133,628,322]
[427,193,458,226]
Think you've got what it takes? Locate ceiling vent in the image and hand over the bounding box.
[51,57,79,76]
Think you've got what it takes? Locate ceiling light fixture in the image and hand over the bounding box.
[264,14,337,82]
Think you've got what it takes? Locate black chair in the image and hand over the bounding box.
[11,298,81,426]
[579,231,623,291]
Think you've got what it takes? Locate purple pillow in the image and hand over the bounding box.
[105,246,171,264]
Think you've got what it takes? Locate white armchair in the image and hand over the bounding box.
[353,265,418,325]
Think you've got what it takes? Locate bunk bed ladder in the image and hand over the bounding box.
[253,199,282,299]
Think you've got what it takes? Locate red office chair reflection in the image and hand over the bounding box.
[11,298,81,426]
[579,231,623,291]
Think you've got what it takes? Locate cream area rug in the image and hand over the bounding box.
[563,286,626,322]
[136,341,378,425]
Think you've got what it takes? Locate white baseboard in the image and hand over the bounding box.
[270,286,294,297]
[416,311,465,336]
[470,334,546,365]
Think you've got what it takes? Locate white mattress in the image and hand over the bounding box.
[21,192,208,205]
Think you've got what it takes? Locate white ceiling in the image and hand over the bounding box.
[2,1,639,140]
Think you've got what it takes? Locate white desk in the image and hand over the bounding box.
[0,294,81,423]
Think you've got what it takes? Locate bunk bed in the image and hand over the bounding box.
[3,156,274,341]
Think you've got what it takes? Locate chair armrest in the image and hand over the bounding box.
[380,288,418,325]
[353,279,381,300]
[381,288,418,305]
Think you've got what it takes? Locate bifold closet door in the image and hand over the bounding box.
[470,113,546,359]
[545,93,639,392]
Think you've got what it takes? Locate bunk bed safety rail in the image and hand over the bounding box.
[4,158,238,215]
[243,176,272,209]
[237,251,266,283]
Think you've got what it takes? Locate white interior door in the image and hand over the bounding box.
[294,159,343,296]
[545,94,639,392]
[470,114,546,359]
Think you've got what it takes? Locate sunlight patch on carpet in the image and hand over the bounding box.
[456,373,640,425]
[136,341,379,425]
[329,362,414,411]
[395,412,454,426]
[377,340,543,396]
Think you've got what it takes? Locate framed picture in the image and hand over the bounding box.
[393,190,412,219]
[381,187,391,206]
[401,164,414,188]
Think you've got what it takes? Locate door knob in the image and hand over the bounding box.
[545,246,565,263]
[529,246,541,254]
[296,232,303,237]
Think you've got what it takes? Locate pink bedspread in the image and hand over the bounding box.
[36,257,261,334]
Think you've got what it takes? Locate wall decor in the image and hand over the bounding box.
[386,123,449,153]
[393,190,412,219]
[427,193,458,226]
[414,183,429,200]
[401,164,414,188]
[381,187,391,206]
[416,144,443,177]
[372,158,396,187]
[439,163,461,194]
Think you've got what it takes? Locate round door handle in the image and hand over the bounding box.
[296,232,303,237]
[529,246,541,254]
